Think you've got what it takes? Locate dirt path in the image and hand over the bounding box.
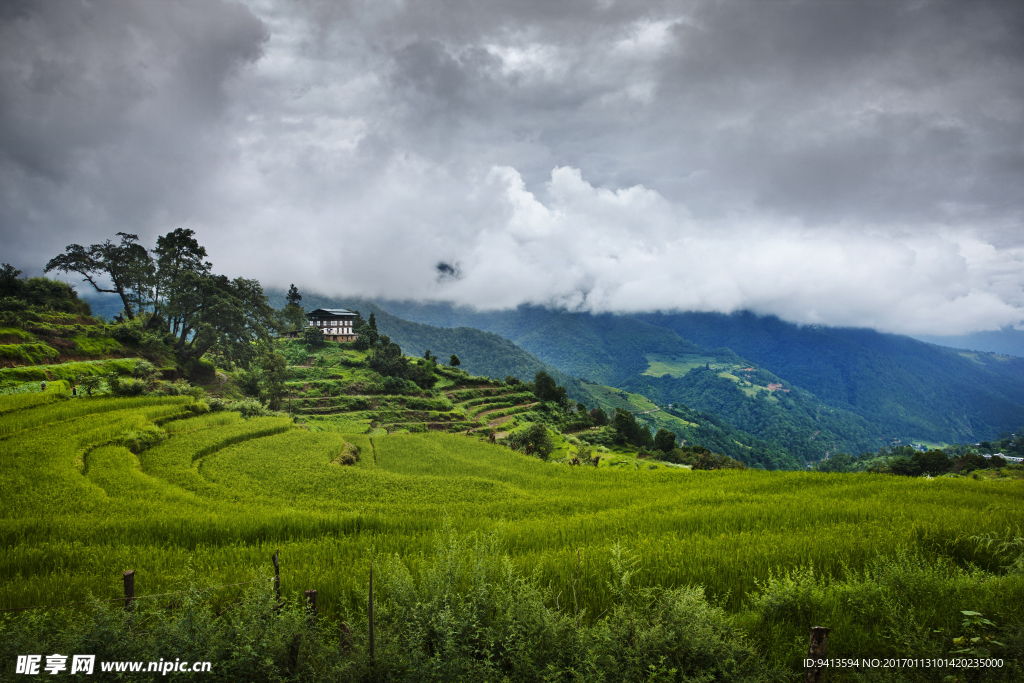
[488,415,516,428]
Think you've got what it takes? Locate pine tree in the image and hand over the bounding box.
[286,284,302,307]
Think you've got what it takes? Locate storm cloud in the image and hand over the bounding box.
[2,0,1023,335]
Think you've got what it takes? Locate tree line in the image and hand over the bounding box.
[45,230,278,368]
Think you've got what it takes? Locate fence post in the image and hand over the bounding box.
[272,550,281,613]
[123,570,135,612]
[305,589,317,631]
[805,626,830,683]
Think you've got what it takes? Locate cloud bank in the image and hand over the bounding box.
[2,0,1023,335]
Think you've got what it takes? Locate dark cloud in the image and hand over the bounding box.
[2,0,1023,335]
[0,0,266,265]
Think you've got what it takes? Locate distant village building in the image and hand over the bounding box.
[307,308,358,342]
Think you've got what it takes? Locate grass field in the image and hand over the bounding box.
[642,353,743,377]
[2,392,1023,679]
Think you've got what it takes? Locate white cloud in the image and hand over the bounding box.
[3,0,1024,337]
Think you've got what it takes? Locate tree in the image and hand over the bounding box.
[0,263,22,298]
[590,407,609,426]
[76,373,102,397]
[150,228,210,330]
[654,428,676,453]
[533,371,557,400]
[912,449,951,476]
[407,360,438,390]
[303,324,325,347]
[353,311,378,350]
[449,354,461,367]
[280,283,306,334]
[369,338,408,378]
[612,408,654,450]
[46,233,154,320]
[45,230,276,369]
[531,370,569,407]
[285,284,302,308]
[164,274,275,367]
[504,423,554,460]
[258,350,289,410]
[888,456,922,477]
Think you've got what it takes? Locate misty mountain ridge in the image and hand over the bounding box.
[364,299,1024,447]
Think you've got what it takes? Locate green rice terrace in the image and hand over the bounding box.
[0,273,1022,680]
[2,356,1024,681]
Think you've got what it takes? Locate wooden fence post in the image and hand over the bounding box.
[305,589,317,630]
[123,570,135,612]
[805,626,830,683]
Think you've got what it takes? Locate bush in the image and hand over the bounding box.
[108,375,147,397]
[0,343,60,365]
[372,531,775,682]
[303,325,325,347]
[184,357,217,383]
[502,423,555,460]
[113,425,167,453]
[0,573,347,683]
[233,398,273,418]
[280,342,311,365]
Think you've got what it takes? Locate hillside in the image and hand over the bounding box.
[1,276,127,369]
[268,291,803,466]
[638,311,1024,444]
[368,300,1024,446]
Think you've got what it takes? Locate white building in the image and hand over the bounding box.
[307,308,358,342]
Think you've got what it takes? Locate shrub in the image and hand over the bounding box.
[501,423,555,460]
[184,357,217,383]
[0,343,60,365]
[113,424,167,453]
[233,398,272,418]
[303,325,325,347]
[73,336,122,356]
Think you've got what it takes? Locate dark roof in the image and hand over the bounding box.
[307,308,355,317]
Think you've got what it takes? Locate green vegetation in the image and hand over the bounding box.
[5,272,1024,679]
[45,230,277,368]
[637,310,1024,446]
[365,301,1024,459]
[813,438,1024,480]
[2,390,1023,680]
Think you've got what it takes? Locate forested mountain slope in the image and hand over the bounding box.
[638,311,1024,444]
[370,301,1024,445]
[369,301,707,386]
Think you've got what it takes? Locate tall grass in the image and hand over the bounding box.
[2,397,1023,679]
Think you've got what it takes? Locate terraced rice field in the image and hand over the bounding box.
[3,390,1023,648]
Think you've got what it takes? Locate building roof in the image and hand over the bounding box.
[307,308,356,317]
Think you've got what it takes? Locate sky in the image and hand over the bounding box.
[2,0,1023,336]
